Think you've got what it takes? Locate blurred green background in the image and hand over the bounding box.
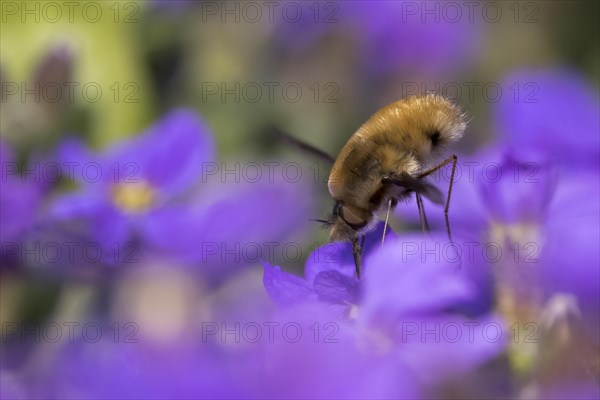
[2,0,598,152]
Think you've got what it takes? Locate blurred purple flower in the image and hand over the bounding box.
[540,170,599,336]
[36,302,407,399]
[0,140,46,265]
[49,109,314,276]
[50,109,213,257]
[264,223,394,308]
[342,1,482,75]
[273,1,481,76]
[0,372,28,400]
[262,232,505,398]
[36,335,250,399]
[478,150,557,225]
[395,69,599,394]
[249,301,421,399]
[400,146,598,326]
[494,69,600,170]
[143,171,313,281]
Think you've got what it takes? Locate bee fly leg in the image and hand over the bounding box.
[417,155,458,242]
[416,193,430,234]
[381,198,397,246]
[352,235,365,279]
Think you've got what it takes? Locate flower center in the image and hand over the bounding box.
[356,325,394,356]
[111,181,156,213]
[489,220,544,376]
[489,221,541,247]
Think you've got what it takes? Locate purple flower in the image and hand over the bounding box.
[0,140,46,266]
[264,223,395,308]
[478,150,557,225]
[273,1,481,76]
[37,336,248,399]
[50,109,214,256]
[261,232,505,398]
[400,147,598,326]
[341,1,482,75]
[441,71,598,322]
[396,69,599,393]
[49,110,315,277]
[250,301,421,399]
[541,170,600,335]
[0,372,28,400]
[131,162,316,284]
[494,69,600,170]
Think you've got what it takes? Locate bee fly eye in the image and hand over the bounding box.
[338,204,367,230]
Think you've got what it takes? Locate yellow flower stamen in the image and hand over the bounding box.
[111,181,156,213]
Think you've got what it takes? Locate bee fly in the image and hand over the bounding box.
[274,93,466,278]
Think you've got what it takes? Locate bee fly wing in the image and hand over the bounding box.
[269,127,335,164]
[382,173,444,205]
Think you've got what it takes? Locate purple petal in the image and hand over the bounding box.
[108,109,214,197]
[90,206,130,249]
[258,302,419,399]
[397,315,507,385]
[142,177,314,268]
[478,150,557,224]
[542,171,600,337]
[305,241,355,283]
[313,270,359,304]
[49,192,130,252]
[495,69,600,169]
[0,178,42,244]
[362,233,472,320]
[341,1,482,75]
[136,204,199,253]
[0,372,28,400]
[49,339,243,399]
[54,138,95,182]
[0,140,43,244]
[49,191,105,220]
[263,262,316,306]
[305,222,397,283]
